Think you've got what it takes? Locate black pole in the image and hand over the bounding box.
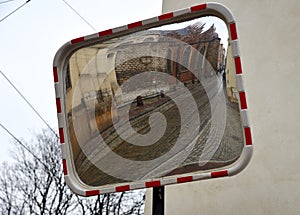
[152,186,164,215]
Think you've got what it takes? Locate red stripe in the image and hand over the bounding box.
[62,159,68,175]
[234,57,242,74]
[244,127,253,145]
[191,4,207,12]
[59,127,65,143]
[53,67,58,83]
[177,176,193,183]
[211,170,228,178]
[145,180,161,188]
[86,190,100,196]
[158,12,174,21]
[99,29,113,37]
[116,185,130,192]
[128,21,142,29]
[230,23,238,40]
[71,36,84,44]
[239,92,248,110]
[56,98,62,113]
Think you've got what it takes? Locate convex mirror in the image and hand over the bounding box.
[53,3,252,196]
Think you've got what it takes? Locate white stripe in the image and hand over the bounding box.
[231,40,240,57]
[64,176,86,196]
[112,25,128,33]
[228,146,253,176]
[161,178,177,185]
[174,8,191,17]
[54,82,61,98]
[193,172,211,180]
[236,74,244,92]
[84,32,99,40]
[142,17,159,26]
[60,143,67,159]
[57,113,64,128]
[207,2,235,23]
[101,187,116,194]
[130,182,146,190]
[240,109,250,127]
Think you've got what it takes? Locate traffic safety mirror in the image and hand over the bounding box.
[53,3,253,196]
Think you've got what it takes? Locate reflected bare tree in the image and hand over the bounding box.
[0,129,145,215]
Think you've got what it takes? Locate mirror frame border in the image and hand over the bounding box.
[53,2,253,196]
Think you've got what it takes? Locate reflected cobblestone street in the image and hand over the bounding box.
[74,75,244,186]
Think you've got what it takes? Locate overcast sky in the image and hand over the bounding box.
[0,0,228,163]
[0,0,162,162]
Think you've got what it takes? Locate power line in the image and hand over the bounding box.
[0,0,18,4]
[0,122,60,179]
[0,122,42,162]
[0,122,50,169]
[0,0,31,23]
[0,70,59,139]
[61,0,96,31]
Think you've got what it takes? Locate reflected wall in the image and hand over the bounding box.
[65,17,244,186]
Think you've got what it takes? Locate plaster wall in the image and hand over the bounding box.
[145,0,300,214]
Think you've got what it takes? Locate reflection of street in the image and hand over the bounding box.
[74,75,244,186]
[65,18,232,186]
[168,74,244,175]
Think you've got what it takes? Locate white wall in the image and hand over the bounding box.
[145,0,300,214]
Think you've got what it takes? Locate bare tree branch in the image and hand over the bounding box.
[0,129,145,214]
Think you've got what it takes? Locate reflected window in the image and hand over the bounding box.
[166,49,172,74]
[182,46,191,71]
[65,64,72,90]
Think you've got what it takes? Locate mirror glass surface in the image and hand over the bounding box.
[65,16,244,186]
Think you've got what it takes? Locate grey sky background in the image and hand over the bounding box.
[0,0,228,163]
[0,0,162,162]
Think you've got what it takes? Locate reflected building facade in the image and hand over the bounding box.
[225,41,238,103]
[64,21,241,185]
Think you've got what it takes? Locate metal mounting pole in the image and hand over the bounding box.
[152,186,164,215]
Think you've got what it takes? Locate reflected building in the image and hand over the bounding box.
[113,22,226,87]
[225,41,238,103]
[66,47,119,160]
[66,22,227,169]
[163,23,225,82]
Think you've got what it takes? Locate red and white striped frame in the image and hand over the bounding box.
[53,2,253,197]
